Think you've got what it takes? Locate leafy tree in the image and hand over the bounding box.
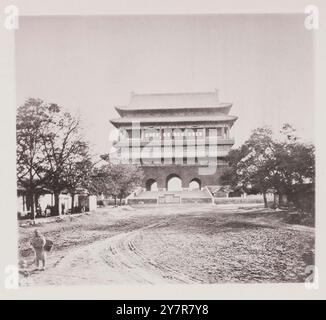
[16,98,59,218]
[64,154,93,213]
[17,98,91,216]
[221,124,315,209]
[40,106,88,215]
[115,164,144,204]
[91,163,144,205]
[89,165,112,199]
[272,124,315,197]
[230,127,276,207]
[220,145,249,190]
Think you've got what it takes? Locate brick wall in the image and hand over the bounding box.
[142,164,228,189]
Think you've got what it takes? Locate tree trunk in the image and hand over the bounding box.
[263,192,268,208]
[53,192,60,216]
[119,197,122,206]
[279,194,288,207]
[28,171,35,220]
[35,193,40,217]
[34,194,39,208]
[273,193,278,208]
[71,193,75,214]
[114,196,117,206]
[27,192,35,220]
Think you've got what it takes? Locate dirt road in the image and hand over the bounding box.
[21,208,202,286]
[19,204,314,286]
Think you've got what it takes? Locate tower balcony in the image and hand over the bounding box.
[113,137,235,147]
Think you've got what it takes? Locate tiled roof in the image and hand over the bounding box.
[110,115,238,125]
[116,91,232,110]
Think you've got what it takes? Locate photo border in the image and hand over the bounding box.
[0,0,325,300]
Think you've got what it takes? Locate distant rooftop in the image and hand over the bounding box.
[116,90,232,111]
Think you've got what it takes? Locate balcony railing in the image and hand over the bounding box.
[114,137,235,147]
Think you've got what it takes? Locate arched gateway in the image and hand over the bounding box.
[146,179,158,191]
[166,174,182,191]
[189,178,201,190]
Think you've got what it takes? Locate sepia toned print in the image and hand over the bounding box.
[15,14,315,286]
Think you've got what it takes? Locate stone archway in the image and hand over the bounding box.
[146,178,158,191]
[166,174,182,191]
[189,178,201,190]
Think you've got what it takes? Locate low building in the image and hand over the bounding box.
[17,189,97,218]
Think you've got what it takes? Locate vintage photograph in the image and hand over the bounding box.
[15,14,315,286]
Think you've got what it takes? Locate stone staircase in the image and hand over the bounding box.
[127,188,213,205]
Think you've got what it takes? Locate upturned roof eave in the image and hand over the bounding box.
[110,116,237,126]
[115,102,233,112]
[114,106,126,116]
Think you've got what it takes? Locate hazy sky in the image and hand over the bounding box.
[16,15,314,155]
